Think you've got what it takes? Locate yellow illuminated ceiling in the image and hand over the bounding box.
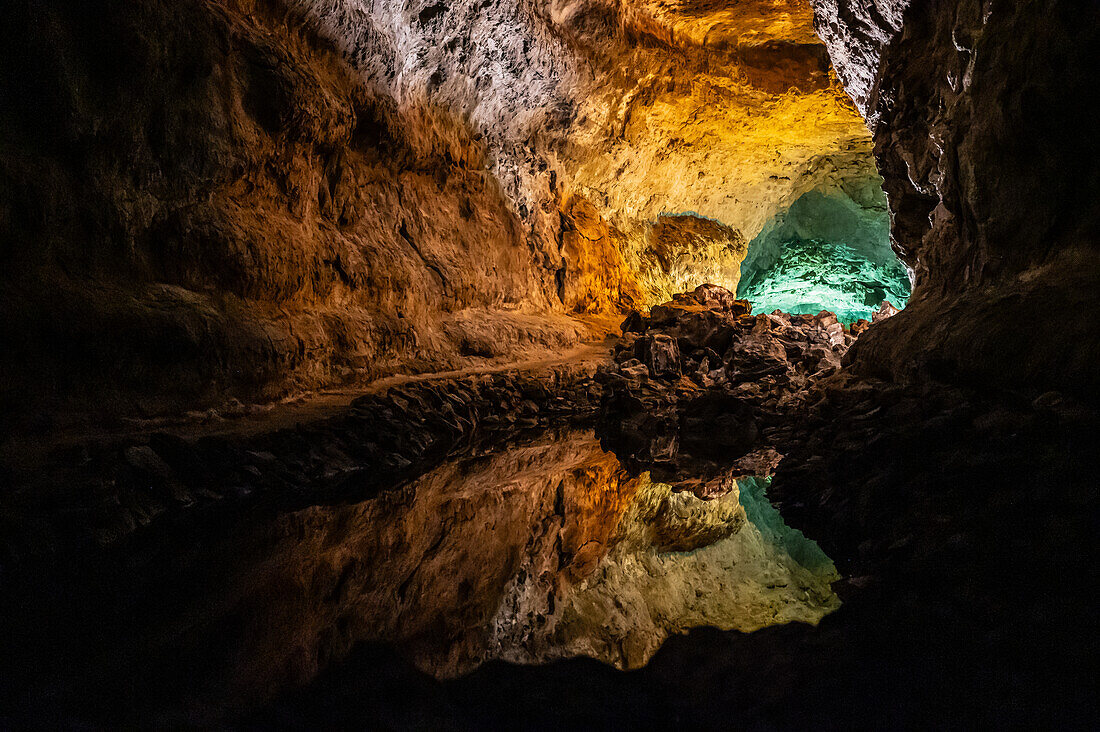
[545,0,876,305]
[563,0,870,236]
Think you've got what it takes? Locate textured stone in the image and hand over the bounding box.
[812,0,1100,400]
[642,334,682,378]
[598,284,860,482]
[0,0,885,424]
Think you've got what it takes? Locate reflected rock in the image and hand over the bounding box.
[492,471,839,671]
[84,428,837,721]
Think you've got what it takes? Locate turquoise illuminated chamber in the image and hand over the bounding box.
[737,184,911,323]
[738,237,910,323]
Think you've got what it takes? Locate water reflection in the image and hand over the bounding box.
[490,470,840,671]
[127,428,838,717]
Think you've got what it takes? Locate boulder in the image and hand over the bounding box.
[675,284,752,315]
[872,301,900,323]
[621,311,648,334]
[645,334,682,378]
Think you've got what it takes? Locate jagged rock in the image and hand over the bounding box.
[648,483,746,553]
[813,311,847,346]
[679,392,758,459]
[675,284,753,314]
[4,366,605,560]
[871,301,899,323]
[599,286,859,482]
[738,232,910,324]
[641,334,681,378]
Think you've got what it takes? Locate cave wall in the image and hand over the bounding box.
[0,0,886,420]
[812,0,1100,398]
[736,151,910,323]
[0,0,581,420]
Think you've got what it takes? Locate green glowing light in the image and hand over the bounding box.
[738,238,910,323]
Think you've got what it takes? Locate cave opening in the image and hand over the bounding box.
[735,177,911,324]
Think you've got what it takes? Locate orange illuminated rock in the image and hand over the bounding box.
[0,0,881,421]
[559,195,645,313]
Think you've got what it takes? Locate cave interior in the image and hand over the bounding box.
[0,0,1097,728]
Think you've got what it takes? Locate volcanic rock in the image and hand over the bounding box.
[598,285,858,482]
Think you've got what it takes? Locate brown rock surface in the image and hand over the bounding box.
[598,284,861,482]
[0,0,883,423]
[1,2,1099,728]
[812,0,1100,399]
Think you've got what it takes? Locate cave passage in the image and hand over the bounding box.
[3,0,1096,726]
[737,186,912,323]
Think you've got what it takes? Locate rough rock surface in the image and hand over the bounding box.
[0,0,883,423]
[0,365,602,562]
[812,0,1100,399]
[0,0,591,423]
[737,164,911,322]
[644,214,749,302]
[598,284,860,483]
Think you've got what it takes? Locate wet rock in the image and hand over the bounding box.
[599,285,853,482]
[5,365,607,559]
[649,301,705,328]
[598,283,853,479]
[679,392,758,459]
[669,309,740,354]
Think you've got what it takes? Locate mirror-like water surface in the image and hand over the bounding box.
[78,428,838,722]
[147,428,837,708]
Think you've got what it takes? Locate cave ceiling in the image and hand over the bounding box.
[298,0,879,303]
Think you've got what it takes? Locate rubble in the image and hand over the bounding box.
[2,367,604,559]
[872,300,900,323]
[598,285,865,488]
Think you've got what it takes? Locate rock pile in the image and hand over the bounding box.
[597,284,863,488]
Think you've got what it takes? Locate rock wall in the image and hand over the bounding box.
[643,214,748,302]
[0,0,579,421]
[812,0,1100,399]
[0,0,884,421]
[737,150,908,322]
